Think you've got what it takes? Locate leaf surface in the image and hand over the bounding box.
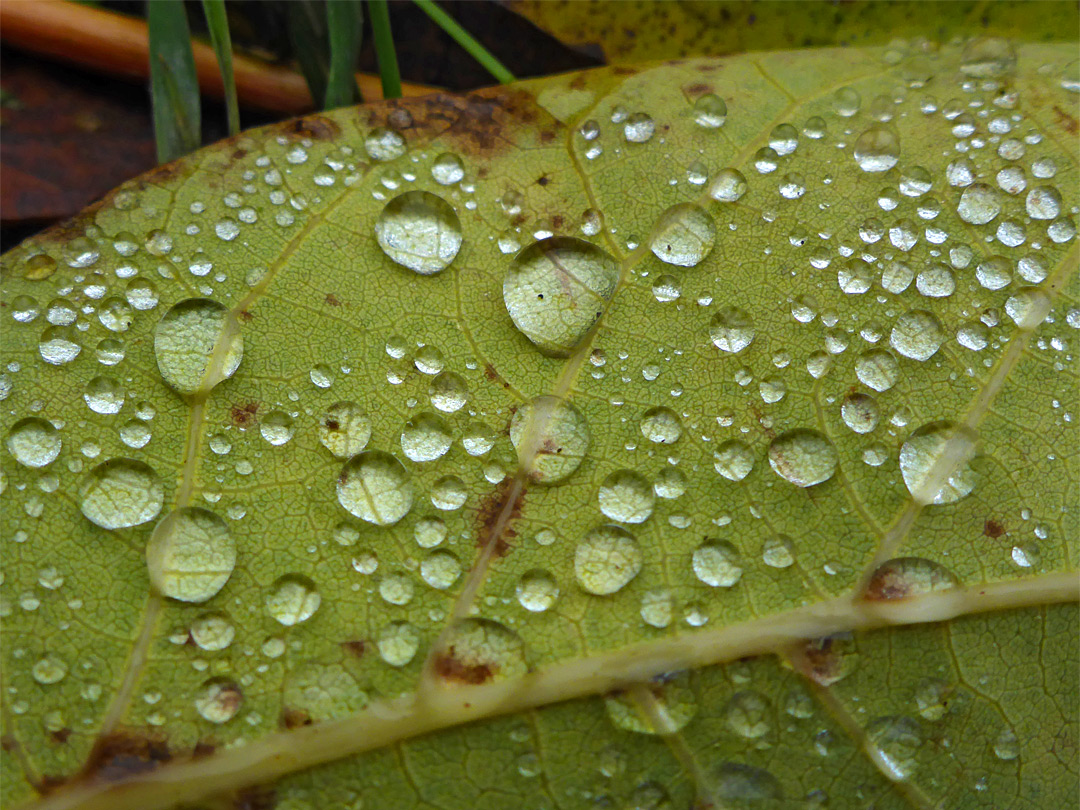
[1,40,1077,810]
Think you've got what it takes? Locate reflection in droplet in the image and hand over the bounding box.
[79,458,163,529]
[510,396,589,483]
[154,299,243,396]
[146,507,235,603]
[375,190,462,275]
[900,421,978,505]
[575,525,643,594]
[640,407,682,444]
[866,716,923,781]
[337,451,414,525]
[195,678,242,724]
[516,569,559,612]
[649,203,715,267]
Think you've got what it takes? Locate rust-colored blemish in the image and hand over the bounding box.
[281,114,341,141]
[325,418,340,432]
[686,82,712,96]
[983,519,1006,539]
[230,402,259,427]
[192,740,216,758]
[387,107,414,130]
[537,174,551,186]
[1053,105,1078,136]
[234,787,277,810]
[80,729,171,783]
[433,647,495,685]
[325,293,342,306]
[794,636,850,686]
[475,477,524,557]
[280,708,311,729]
[551,214,564,230]
[237,310,254,323]
[864,564,911,601]
[48,728,72,745]
[612,66,637,76]
[539,128,557,143]
[341,640,367,657]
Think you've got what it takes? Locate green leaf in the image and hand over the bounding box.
[148,0,202,163]
[325,0,364,109]
[201,0,241,136]
[1,39,1077,810]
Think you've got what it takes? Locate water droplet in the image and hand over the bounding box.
[838,259,874,294]
[841,393,879,434]
[692,539,741,587]
[890,310,944,361]
[266,574,320,625]
[146,507,235,603]
[605,671,698,734]
[640,406,682,444]
[900,421,978,505]
[1005,287,1051,330]
[653,468,687,499]
[957,183,1001,224]
[79,458,163,529]
[762,535,795,568]
[994,727,1020,761]
[975,256,1012,290]
[714,440,754,481]
[510,396,589,483]
[598,470,655,524]
[649,203,715,267]
[694,94,727,127]
[960,37,1016,78]
[429,371,468,413]
[259,411,294,446]
[709,306,755,354]
[725,691,771,738]
[364,127,406,161]
[154,299,242,397]
[375,190,462,275]
[401,412,452,462]
[1026,185,1061,220]
[6,417,61,467]
[575,525,643,594]
[516,569,559,612]
[623,112,655,143]
[854,126,900,172]
[462,422,496,456]
[438,619,527,681]
[866,716,923,781]
[98,297,132,332]
[32,655,67,685]
[768,430,838,487]
[430,475,467,510]
[833,86,861,116]
[191,612,234,651]
[319,402,372,458]
[195,678,242,723]
[856,348,900,391]
[377,621,420,666]
[866,557,959,600]
[708,168,747,202]
[652,274,681,302]
[420,550,461,590]
[431,152,465,185]
[503,236,619,356]
[39,325,81,364]
[337,451,413,525]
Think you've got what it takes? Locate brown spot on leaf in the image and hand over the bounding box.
[192,740,216,758]
[433,648,494,685]
[341,640,367,657]
[281,115,340,142]
[325,418,340,432]
[792,634,857,687]
[81,729,171,783]
[475,477,524,557]
[1053,105,1078,136]
[237,310,254,323]
[984,519,1005,539]
[325,293,342,306]
[686,83,713,96]
[537,174,551,186]
[230,402,259,427]
[280,708,311,729]
[613,66,637,76]
[49,728,72,745]
[387,107,414,130]
[234,787,277,810]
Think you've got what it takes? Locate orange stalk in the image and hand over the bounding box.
[0,0,439,116]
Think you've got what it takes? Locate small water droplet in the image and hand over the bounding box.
[623,112,655,143]
[364,127,406,161]
[692,539,742,587]
[640,406,682,444]
[841,393,879,434]
[708,168,747,202]
[191,612,234,651]
[866,716,923,781]
[259,411,294,446]
[694,94,727,128]
[377,621,420,666]
[890,310,944,361]
[266,574,320,625]
[725,690,772,738]
[420,550,461,590]
[319,402,372,458]
[431,152,465,185]
[957,183,1001,225]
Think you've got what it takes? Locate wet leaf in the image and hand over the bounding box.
[1,39,1077,810]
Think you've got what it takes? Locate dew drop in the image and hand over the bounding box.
[640,406,682,444]
[430,475,467,511]
[725,691,772,738]
[575,525,643,594]
[956,183,1001,225]
[516,569,559,612]
[266,574,320,625]
[259,411,294,446]
[503,236,619,356]
[154,299,242,397]
[714,440,754,482]
[420,550,461,590]
[866,716,923,781]
[401,412,452,462]
[146,507,235,602]
[377,621,420,666]
[649,203,715,267]
[364,127,406,161]
[623,112,655,143]
[195,678,242,724]
[890,310,944,361]
[900,421,978,505]
[598,470,655,524]
[708,168,748,202]
[833,86,861,116]
[693,94,727,128]
[430,152,465,185]
[692,539,742,587]
[31,655,67,685]
[854,127,899,172]
[762,535,795,568]
[374,190,462,275]
[38,325,81,365]
[1005,287,1051,330]
[768,429,838,487]
[429,371,468,413]
[841,393,880,434]
[856,348,900,392]
[709,306,756,354]
[604,672,698,734]
[191,612,234,651]
[994,727,1020,761]
[6,417,61,467]
[865,557,959,600]
[79,458,163,529]
[337,451,413,525]
[510,395,589,483]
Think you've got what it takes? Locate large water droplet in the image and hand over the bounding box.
[694,94,727,128]
[516,569,559,612]
[604,672,698,734]
[154,299,242,396]
[510,396,589,483]
[1005,287,1051,330]
[768,430,838,487]
[598,470,654,524]
[420,550,461,590]
[6,417,61,467]
[854,127,900,172]
[692,539,741,587]
[956,183,1001,225]
[710,306,756,354]
[900,421,978,505]
[865,557,959,600]
[649,203,715,267]
[714,440,754,482]
[400,412,452,462]
[503,237,620,356]
[337,451,414,525]
[841,393,879,434]
[890,310,944,361]
[708,168,747,202]
[856,349,900,392]
[318,402,371,458]
[377,621,420,666]
[575,525,643,594]
[79,458,163,529]
[866,716,923,781]
[146,507,235,603]
[429,371,468,413]
[374,190,462,275]
[266,574,320,625]
[191,612,234,651]
[725,691,772,738]
[259,410,294,446]
[640,406,682,444]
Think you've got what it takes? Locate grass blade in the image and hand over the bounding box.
[148,0,201,163]
[201,0,240,135]
[288,0,330,107]
[325,0,364,107]
[411,0,515,84]
[367,0,401,99]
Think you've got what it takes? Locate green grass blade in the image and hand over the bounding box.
[148,0,201,163]
[201,0,240,135]
[288,0,330,107]
[367,0,402,99]
[325,0,364,107]
[411,0,515,84]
